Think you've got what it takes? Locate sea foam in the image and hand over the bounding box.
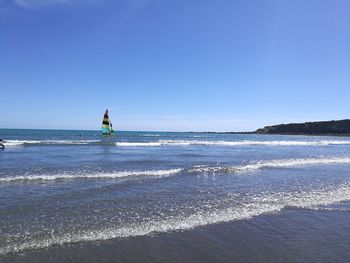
[0,169,182,182]
[2,181,350,256]
[190,157,350,174]
[4,139,100,146]
[115,140,350,147]
[2,157,350,183]
[4,139,350,147]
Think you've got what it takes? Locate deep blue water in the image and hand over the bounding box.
[1,129,350,262]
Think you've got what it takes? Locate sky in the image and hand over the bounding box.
[1,0,349,131]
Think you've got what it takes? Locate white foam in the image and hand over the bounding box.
[2,182,350,255]
[0,169,182,182]
[4,139,350,147]
[3,139,100,146]
[3,140,41,146]
[190,157,350,173]
[115,139,350,147]
[2,157,350,183]
[242,157,350,171]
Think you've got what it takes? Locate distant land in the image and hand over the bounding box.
[198,119,350,136]
[256,119,350,135]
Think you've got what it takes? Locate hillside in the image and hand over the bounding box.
[256,119,350,135]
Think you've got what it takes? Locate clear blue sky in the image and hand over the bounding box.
[1,0,349,131]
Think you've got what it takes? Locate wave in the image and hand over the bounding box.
[0,169,182,182]
[4,139,100,146]
[2,182,350,255]
[2,157,350,183]
[4,140,42,146]
[115,139,350,147]
[190,157,350,173]
[4,139,350,147]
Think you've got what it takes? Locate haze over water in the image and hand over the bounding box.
[2,129,350,262]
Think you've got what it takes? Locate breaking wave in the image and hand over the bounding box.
[190,156,350,173]
[116,140,350,147]
[2,157,350,183]
[4,140,42,146]
[0,169,182,183]
[2,182,350,255]
[4,139,100,146]
[4,139,350,147]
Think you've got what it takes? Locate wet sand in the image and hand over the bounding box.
[3,207,350,263]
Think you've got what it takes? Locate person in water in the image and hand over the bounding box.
[0,139,5,150]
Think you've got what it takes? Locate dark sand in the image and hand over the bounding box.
[3,207,350,263]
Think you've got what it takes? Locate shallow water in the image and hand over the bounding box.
[1,129,350,261]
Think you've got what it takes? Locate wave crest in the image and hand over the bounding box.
[116,139,350,147]
[2,182,350,255]
[2,157,350,183]
[4,139,100,146]
[190,157,350,173]
[0,169,182,182]
[4,139,350,147]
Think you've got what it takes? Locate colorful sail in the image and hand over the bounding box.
[101,109,115,135]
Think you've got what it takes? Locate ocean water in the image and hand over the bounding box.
[2,129,350,262]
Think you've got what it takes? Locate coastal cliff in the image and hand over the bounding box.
[256,119,350,135]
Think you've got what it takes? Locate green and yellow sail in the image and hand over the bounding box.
[101,109,116,136]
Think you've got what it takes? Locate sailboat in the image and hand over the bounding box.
[101,109,116,136]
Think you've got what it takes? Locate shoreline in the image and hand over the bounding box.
[2,206,350,263]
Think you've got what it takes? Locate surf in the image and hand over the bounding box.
[0,168,182,182]
[4,139,350,147]
[115,140,350,147]
[2,181,350,256]
[2,156,350,183]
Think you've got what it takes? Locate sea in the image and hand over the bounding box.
[1,129,350,262]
